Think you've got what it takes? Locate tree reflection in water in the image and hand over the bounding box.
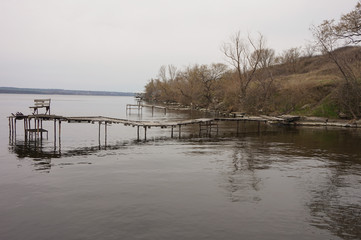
[308,156,361,239]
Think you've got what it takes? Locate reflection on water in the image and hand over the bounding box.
[2,94,361,239]
[7,127,361,239]
[308,158,361,239]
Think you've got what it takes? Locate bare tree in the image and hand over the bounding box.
[198,63,228,107]
[334,1,361,44]
[279,47,302,73]
[221,31,266,104]
[253,48,276,108]
[311,1,361,119]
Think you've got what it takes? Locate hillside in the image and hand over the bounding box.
[143,46,361,119]
[268,46,360,118]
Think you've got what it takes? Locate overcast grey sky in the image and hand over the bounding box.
[0,0,357,92]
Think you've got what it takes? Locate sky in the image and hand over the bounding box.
[0,0,358,92]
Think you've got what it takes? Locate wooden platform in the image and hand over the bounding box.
[8,113,360,145]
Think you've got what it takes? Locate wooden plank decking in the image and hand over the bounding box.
[8,113,360,147]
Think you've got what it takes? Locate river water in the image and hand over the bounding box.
[0,94,360,240]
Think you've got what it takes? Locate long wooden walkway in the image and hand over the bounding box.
[7,114,285,144]
[8,113,359,148]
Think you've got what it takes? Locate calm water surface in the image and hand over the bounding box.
[0,94,361,240]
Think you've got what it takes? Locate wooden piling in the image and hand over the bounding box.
[137,126,140,141]
[105,122,108,146]
[40,119,43,141]
[8,117,11,140]
[14,118,17,140]
[144,126,147,140]
[98,121,101,146]
[54,119,57,147]
[59,120,61,147]
[24,118,27,141]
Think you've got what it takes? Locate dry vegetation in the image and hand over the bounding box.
[144,2,361,119]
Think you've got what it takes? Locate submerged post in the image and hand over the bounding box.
[144,126,147,140]
[59,120,62,148]
[54,119,57,148]
[105,122,108,146]
[14,118,17,141]
[8,117,12,140]
[98,121,101,146]
[136,125,139,141]
[24,118,28,142]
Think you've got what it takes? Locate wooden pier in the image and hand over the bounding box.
[126,103,167,116]
[8,112,360,149]
[7,114,279,146]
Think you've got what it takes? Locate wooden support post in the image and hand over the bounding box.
[137,126,140,141]
[37,118,40,140]
[59,120,62,148]
[164,108,166,115]
[24,118,27,142]
[152,106,154,117]
[258,121,261,134]
[54,119,57,148]
[8,117,11,140]
[216,122,219,136]
[144,126,147,140]
[171,126,174,138]
[40,119,43,141]
[178,125,181,138]
[14,119,17,140]
[105,122,107,146]
[98,121,101,146]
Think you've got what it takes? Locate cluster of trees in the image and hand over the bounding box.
[144,1,361,118]
[311,1,361,119]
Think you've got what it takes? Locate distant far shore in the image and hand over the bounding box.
[0,87,134,97]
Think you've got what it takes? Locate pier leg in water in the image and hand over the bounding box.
[171,126,174,138]
[144,126,147,141]
[179,125,181,139]
[98,121,101,147]
[105,122,107,147]
[40,119,43,142]
[8,117,11,142]
[59,120,62,151]
[14,119,17,142]
[24,118,27,142]
[137,126,140,141]
[54,119,57,149]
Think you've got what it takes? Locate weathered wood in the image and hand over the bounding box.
[29,99,51,115]
[8,113,361,146]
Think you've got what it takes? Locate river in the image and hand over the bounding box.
[0,94,360,240]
